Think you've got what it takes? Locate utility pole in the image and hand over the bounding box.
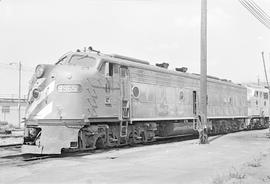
[261,52,270,134]
[269,53,270,134]
[10,61,22,128]
[262,52,269,88]
[18,61,22,128]
[199,0,208,144]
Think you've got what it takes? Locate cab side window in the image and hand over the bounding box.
[254,91,258,97]
[99,62,105,74]
[109,63,114,77]
[99,61,120,77]
[99,61,114,77]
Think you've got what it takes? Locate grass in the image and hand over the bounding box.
[212,167,246,184]
[213,151,269,184]
[212,174,228,184]
[262,175,270,182]
[247,157,262,167]
[229,167,246,179]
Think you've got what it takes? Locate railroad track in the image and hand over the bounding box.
[0,144,22,158]
[0,144,22,148]
[0,134,199,166]
[0,132,232,167]
[0,154,59,167]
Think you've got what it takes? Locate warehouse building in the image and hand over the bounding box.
[0,96,27,128]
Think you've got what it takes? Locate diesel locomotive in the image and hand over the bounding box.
[22,48,269,154]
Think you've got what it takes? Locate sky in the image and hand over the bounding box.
[0,0,270,97]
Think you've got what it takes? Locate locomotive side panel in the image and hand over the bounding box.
[129,67,198,120]
[81,73,121,119]
[130,83,196,119]
[207,82,247,118]
[129,66,247,120]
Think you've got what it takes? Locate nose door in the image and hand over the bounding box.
[120,66,130,119]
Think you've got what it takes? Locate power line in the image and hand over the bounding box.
[239,0,270,28]
[248,0,270,20]
[0,61,34,69]
[0,62,34,72]
[245,0,270,26]
[239,0,270,29]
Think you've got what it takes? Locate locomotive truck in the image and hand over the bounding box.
[22,48,269,154]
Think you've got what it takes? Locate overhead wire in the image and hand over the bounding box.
[0,62,34,72]
[247,0,270,20]
[239,0,270,28]
[245,0,270,26]
[239,0,270,29]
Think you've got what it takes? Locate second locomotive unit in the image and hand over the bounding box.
[22,48,269,154]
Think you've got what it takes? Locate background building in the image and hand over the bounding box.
[0,95,27,128]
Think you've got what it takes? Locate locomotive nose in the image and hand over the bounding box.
[27,65,90,119]
[26,64,54,105]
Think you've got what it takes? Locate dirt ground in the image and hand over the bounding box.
[0,129,270,184]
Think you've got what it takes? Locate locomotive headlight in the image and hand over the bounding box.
[57,84,81,93]
[35,65,45,78]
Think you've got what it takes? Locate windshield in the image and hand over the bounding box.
[57,55,97,67]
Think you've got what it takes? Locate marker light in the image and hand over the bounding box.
[57,84,81,93]
[35,65,45,78]
[32,89,40,99]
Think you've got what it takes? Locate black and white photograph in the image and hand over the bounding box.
[0,0,270,183]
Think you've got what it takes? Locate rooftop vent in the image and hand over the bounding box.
[156,62,169,69]
[175,67,188,72]
[76,46,100,54]
[88,46,100,54]
[221,79,232,82]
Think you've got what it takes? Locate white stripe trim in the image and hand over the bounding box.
[26,80,55,118]
[33,102,53,119]
[34,78,46,89]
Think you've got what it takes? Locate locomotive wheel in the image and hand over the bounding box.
[241,123,244,129]
[140,131,147,143]
[211,126,216,135]
[128,132,135,145]
[95,137,105,149]
[128,131,140,145]
[78,137,84,149]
